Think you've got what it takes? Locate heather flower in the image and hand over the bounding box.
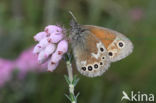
[48,62,59,72]
[50,52,63,64]
[16,47,47,78]
[33,44,43,54]
[0,59,14,87]
[38,50,48,64]
[33,25,68,72]
[56,40,68,54]
[44,25,63,34]
[38,37,50,48]
[44,44,56,57]
[48,33,64,43]
[34,32,47,41]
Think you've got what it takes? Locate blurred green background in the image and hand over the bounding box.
[0,0,156,103]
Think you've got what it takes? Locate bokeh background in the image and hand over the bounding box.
[0,0,156,103]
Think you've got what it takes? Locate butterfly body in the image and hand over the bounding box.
[70,19,133,77]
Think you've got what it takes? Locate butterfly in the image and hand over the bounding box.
[69,12,133,77]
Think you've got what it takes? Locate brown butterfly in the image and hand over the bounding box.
[69,12,133,77]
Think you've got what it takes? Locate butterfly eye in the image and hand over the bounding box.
[117,41,125,48]
[80,29,86,32]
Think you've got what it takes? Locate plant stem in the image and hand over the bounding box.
[66,61,76,103]
[66,61,73,82]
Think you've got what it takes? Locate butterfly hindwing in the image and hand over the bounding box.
[71,30,110,77]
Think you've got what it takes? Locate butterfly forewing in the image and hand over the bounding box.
[84,25,133,62]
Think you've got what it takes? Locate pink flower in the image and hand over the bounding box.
[0,46,50,87]
[56,40,68,54]
[44,44,56,57]
[48,62,59,72]
[48,33,64,43]
[34,32,47,41]
[0,59,14,87]
[16,47,47,78]
[33,44,43,54]
[129,8,144,21]
[39,38,50,48]
[33,25,68,72]
[50,52,63,64]
[44,25,63,34]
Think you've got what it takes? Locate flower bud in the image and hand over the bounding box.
[39,38,49,48]
[33,44,43,54]
[56,40,68,54]
[48,33,64,43]
[51,52,63,63]
[44,44,56,57]
[38,51,48,64]
[34,32,46,41]
[44,25,62,35]
[47,61,59,72]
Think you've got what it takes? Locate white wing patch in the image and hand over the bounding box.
[91,42,103,59]
[91,53,100,59]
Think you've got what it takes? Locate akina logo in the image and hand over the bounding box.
[121,91,154,102]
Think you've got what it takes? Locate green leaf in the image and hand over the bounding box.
[64,94,72,101]
[75,92,80,100]
[64,52,73,62]
[69,52,73,62]
[64,75,71,84]
[70,93,75,101]
[64,53,69,61]
[72,75,80,86]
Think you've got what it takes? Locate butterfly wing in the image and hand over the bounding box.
[71,29,110,77]
[84,25,133,62]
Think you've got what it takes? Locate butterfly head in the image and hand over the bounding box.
[69,12,87,45]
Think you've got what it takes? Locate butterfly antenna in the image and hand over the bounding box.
[69,11,78,23]
[69,11,79,28]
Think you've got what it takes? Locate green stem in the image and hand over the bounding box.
[66,61,76,103]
